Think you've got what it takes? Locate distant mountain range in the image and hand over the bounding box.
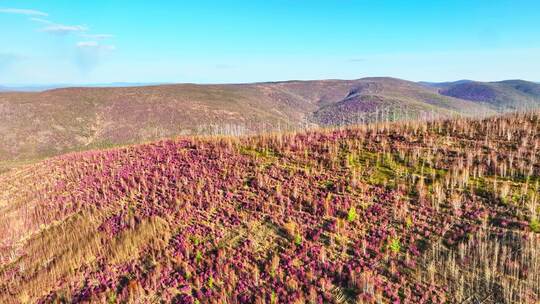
[1,77,540,168]
[422,79,540,110]
[0,82,170,92]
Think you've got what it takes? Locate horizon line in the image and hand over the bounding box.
[2,76,538,90]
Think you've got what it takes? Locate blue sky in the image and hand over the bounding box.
[0,0,539,84]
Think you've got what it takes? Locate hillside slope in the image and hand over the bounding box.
[312,78,493,126]
[0,84,316,164]
[435,80,540,111]
[0,77,538,168]
[0,113,539,303]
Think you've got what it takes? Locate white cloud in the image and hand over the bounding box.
[77,41,116,51]
[31,18,94,36]
[29,17,53,24]
[41,24,88,35]
[77,41,99,47]
[0,8,48,16]
[81,34,115,40]
[75,41,116,74]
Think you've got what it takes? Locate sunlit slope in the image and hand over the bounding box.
[3,77,536,167]
[1,113,539,303]
[312,77,494,125]
[435,79,540,111]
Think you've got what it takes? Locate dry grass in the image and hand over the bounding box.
[1,111,540,303]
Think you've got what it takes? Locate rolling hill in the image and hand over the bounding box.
[1,77,540,170]
[0,113,538,303]
[311,78,493,126]
[428,80,540,111]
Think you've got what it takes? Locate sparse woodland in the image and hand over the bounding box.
[0,112,539,303]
